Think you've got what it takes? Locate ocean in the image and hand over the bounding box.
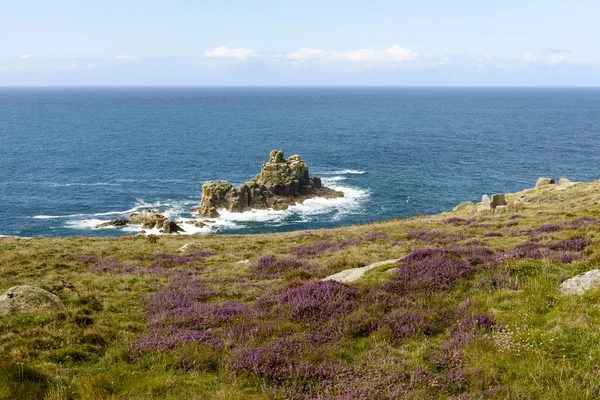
[1,87,599,238]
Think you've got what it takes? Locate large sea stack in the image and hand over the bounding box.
[195,150,344,217]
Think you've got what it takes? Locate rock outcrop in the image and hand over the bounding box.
[95,218,129,228]
[195,150,344,217]
[0,285,64,316]
[536,177,555,187]
[96,210,184,233]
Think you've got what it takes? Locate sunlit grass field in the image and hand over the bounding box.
[2,181,600,399]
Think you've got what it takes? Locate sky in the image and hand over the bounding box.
[1,0,599,86]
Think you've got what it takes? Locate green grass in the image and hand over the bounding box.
[1,180,600,398]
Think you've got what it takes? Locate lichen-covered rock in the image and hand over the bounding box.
[559,270,600,295]
[195,150,343,217]
[127,210,183,233]
[129,210,167,229]
[0,285,64,316]
[535,177,555,187]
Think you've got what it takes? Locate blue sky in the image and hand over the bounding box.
[1,0,599,86]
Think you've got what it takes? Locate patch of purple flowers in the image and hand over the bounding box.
[406,230,466,245]
[280,281,358,323]
[290,232,390,257]
[248,256,315,279]
[483,232,503,237]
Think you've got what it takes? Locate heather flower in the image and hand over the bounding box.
[531,224,562,234]
[279,281,358,323]
[483,232,503,237]
[406,230,465,245]
[384,249,473,295]
[290,232,390,257]
[248,256,315,279]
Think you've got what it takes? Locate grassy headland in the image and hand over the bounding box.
[1,180,600,399]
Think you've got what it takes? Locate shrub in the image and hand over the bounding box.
[248,256,314,279]
[279,281,358,324]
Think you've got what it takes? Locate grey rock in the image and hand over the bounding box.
[559,269,600,295]
[559,177,572,185]
[95,218,129,228]
[535,177,555,187]
[479,194,492,211]
[0,285,64,316]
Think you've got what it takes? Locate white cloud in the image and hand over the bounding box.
[285,45,418,63]
[521,52,538,63]
[20,54,32,59]
[548,53,565,65]
[204,46,256,60]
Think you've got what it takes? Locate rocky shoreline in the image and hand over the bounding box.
[94,150,344,234]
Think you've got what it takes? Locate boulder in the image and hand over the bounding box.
[559,177,572,185]
[535,177,555,188]
[0,285,64,316]
[559,270,600,295]
[195,150,344,217]
[161,220,184,234]
[478,195,492,211]
[491,194,507,208]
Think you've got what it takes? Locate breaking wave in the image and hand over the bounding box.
[54,182,369,236]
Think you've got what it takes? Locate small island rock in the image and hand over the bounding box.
[196,150,343,217]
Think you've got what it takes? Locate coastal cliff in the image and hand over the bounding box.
[194,150,343,217]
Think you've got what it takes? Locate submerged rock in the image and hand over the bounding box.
[196,150,343,217]
[0,285,64,316]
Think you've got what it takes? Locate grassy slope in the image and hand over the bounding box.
[1,181,600,399]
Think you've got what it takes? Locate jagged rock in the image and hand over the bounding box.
[559,270,600,295]
[161,220,184,234]
[195,150,344,217]
[536,177,555,187]
[126,210,184,234]
[95,219,129,228]
[0,285,64,316]
[129,210,167,229]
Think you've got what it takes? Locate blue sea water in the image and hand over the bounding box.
[1,87,599,238]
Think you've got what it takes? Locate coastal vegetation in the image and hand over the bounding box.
[1,179,600,399]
